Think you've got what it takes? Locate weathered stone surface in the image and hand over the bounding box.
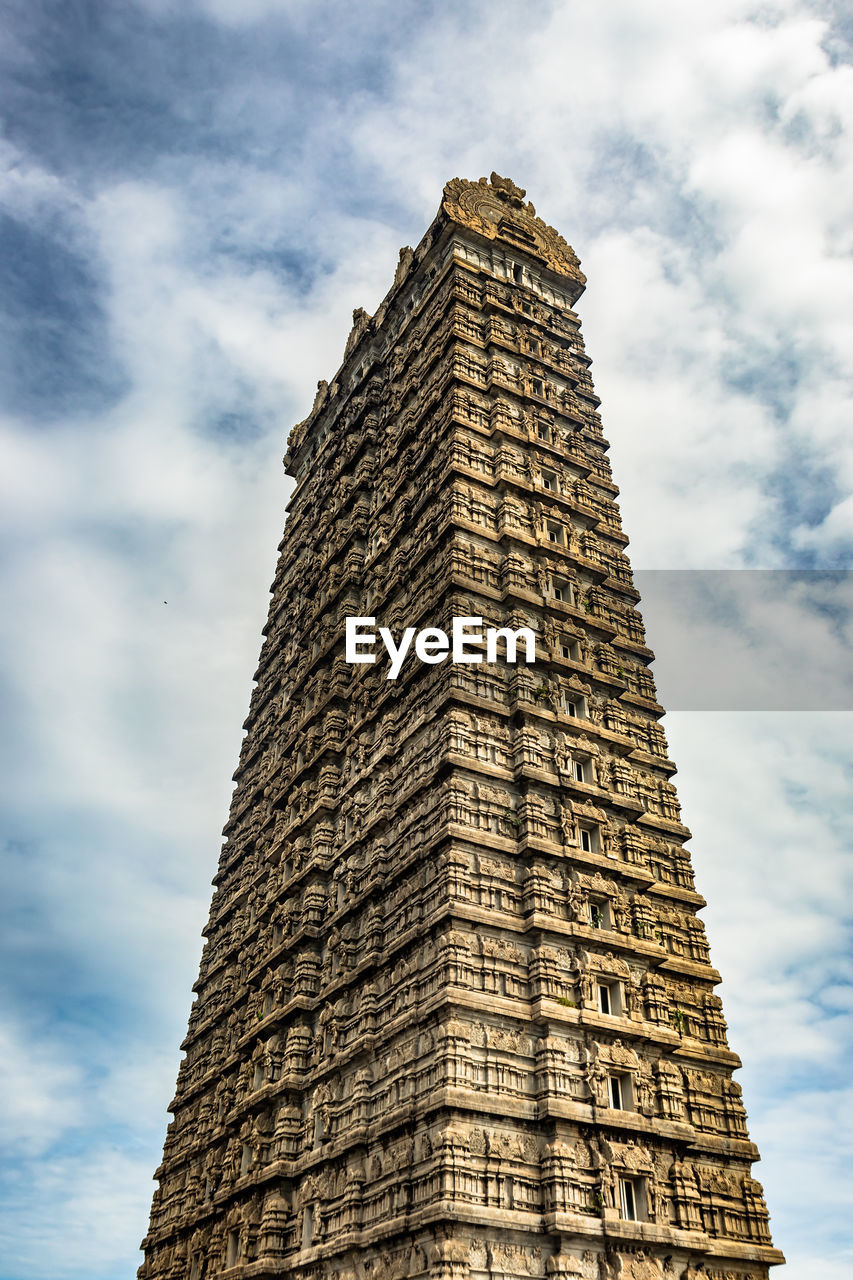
[139,175,783,1280]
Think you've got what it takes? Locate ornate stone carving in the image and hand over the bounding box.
[442,172,586,299]
[140,177,782,1280]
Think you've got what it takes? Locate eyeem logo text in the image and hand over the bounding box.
[345,616,536,680]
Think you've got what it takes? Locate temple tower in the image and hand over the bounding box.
[140,174,783,1280]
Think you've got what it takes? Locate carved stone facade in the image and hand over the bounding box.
[139,175,783,1280]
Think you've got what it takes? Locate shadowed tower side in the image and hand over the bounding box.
[139,174,783,1280]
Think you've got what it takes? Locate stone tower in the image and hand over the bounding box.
[140,175,783,1280]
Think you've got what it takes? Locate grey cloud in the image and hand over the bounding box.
[637,570,853,709]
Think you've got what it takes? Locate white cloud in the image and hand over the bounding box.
[0,1144,158,1279]
[0,1022,84,1157]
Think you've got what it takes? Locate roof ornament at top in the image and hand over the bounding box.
[441,171,586,301]
[489,172,528,210]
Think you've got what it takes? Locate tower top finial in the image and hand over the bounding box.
[440,173,586,300]
[488,171,527,207]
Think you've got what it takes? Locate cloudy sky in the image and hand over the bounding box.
[0,1,851,1277]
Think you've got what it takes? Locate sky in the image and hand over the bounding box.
[0,0,851,1277]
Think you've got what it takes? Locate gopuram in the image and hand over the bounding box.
[139,174,783,1280]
